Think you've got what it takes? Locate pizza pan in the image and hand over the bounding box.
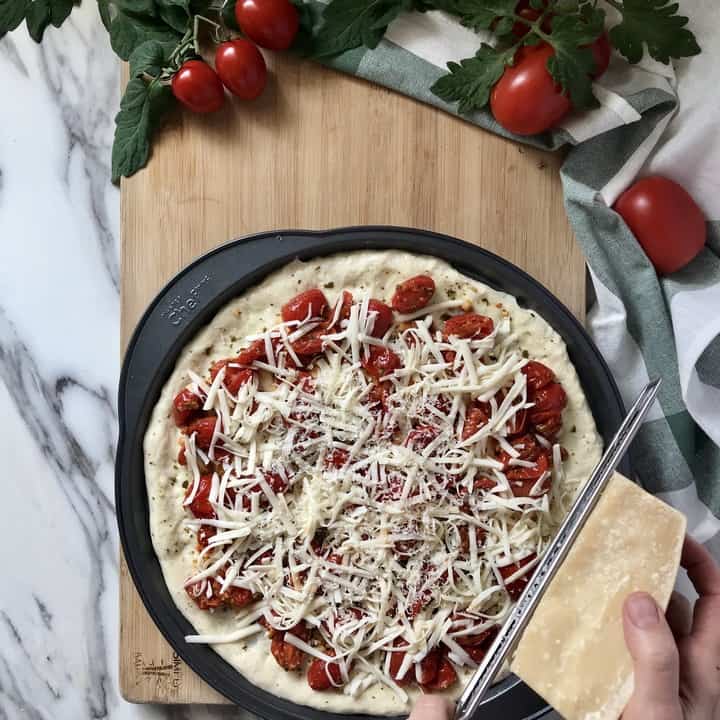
[116,226,628,720]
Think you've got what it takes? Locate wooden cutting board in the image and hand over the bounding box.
[119,53,584,704]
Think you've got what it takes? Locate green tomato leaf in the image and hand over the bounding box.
[312,0,414,58]
[220,0,240,30]
[610,0,700,65]
[109,9,182,60]
[128,38,172,77]
[112,77,175,181]
[155,0,190,32]
[448,0,517,32]
[0,0,29,38]
[544,12,601,109]
[431,44,514,114]
[25,0,74,41]
[290,0,321,56]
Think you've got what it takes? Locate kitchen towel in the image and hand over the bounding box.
[318,1,720,552]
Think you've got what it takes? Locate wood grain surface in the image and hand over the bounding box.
[119,53,584,704]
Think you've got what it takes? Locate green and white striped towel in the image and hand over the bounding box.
[319,2,720,556]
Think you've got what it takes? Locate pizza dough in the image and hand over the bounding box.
[511,473,686,720]
[144,249,603,713]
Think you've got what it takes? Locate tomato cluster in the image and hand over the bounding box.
[171,0,299,112]
[489,1,612,135]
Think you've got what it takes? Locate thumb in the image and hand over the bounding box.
[408,695,453,720]
[622,592,682,720]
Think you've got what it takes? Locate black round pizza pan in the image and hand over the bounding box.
[116,226,629,720]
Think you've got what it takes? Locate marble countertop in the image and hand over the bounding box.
[0,6,244,719]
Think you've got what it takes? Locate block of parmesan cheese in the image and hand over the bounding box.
[510,473,686,720]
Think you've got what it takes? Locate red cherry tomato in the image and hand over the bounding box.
[388,641,412,686]
[589,31,611,78]
[235,0,299,50]
[214,39,267,100]
[307,654,344,690]
[391,275,436,313]
[462,401,490,440]
[171,60,225,113]
[282,288,329,323]
[529,381,567,419]
[367,299,394,337]
[172,388,203,426]
[507,453,551,497]
[185,474,216,519]
[499,554,537,600]
[521,360,555,392]
[490,44,571,136]
[613,175,706,275]
[442,313,494,340]
[361,346,401,380]
[185,415,218,450]
[422,655,458,690]
[210,360,255,395]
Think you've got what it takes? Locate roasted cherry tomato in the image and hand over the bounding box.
[173,388,203,426]
[263,469,288,494]
[210,360,255,395]
[589,31,611,78]
[215,39,267,100]
[521,360,555,392]
[361,346,401,380]
[307,653,344,690]
[235,0,299,50]
[185,415,218,450]
[388,644,412,686]
[367,299,394,337]
[442,313,494,340]
[236,339,267,365]
[271,634,304,670]
[613,175,706,275]
[291,327,326,357]
[325,448,350,468]
[507,453,551,497]
[499,554,537,600]
[334,290,354,325]
[462,401,490,441]
[529,381,567,419]
[197,525,216,548]
[416,649,441,685]
[422,655,458,690]
[532,410,563,439]
[490,44,571,136]
[186,578,225,609]
[405,425,438,452]
[171,60,225,113]
[391,275,436,313]
[282,288,329,323]
[185,474,215,519]
[458,525,485,554]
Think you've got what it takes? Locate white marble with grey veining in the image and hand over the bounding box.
[0,4,254,719]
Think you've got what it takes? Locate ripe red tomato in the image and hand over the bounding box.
[185,474,216,519]
[172,388,202,426]
[235,0,299,51]
[366,299,394,337]
[215,39,267,100]
[361,346,401,380]
[282,288,329,323]
[490,44,571,136]
[307,655,343,690]
[171,60,225,113]
[442,313,494,339]
[391,274,435,313]
[613,176,706,275]
[589,31,611,78]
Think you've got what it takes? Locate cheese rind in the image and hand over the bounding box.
[511,473,686,720]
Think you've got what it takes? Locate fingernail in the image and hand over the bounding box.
[627,593,659,628]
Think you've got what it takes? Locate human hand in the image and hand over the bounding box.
[622,536,720,719]
[407,695,453,720]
